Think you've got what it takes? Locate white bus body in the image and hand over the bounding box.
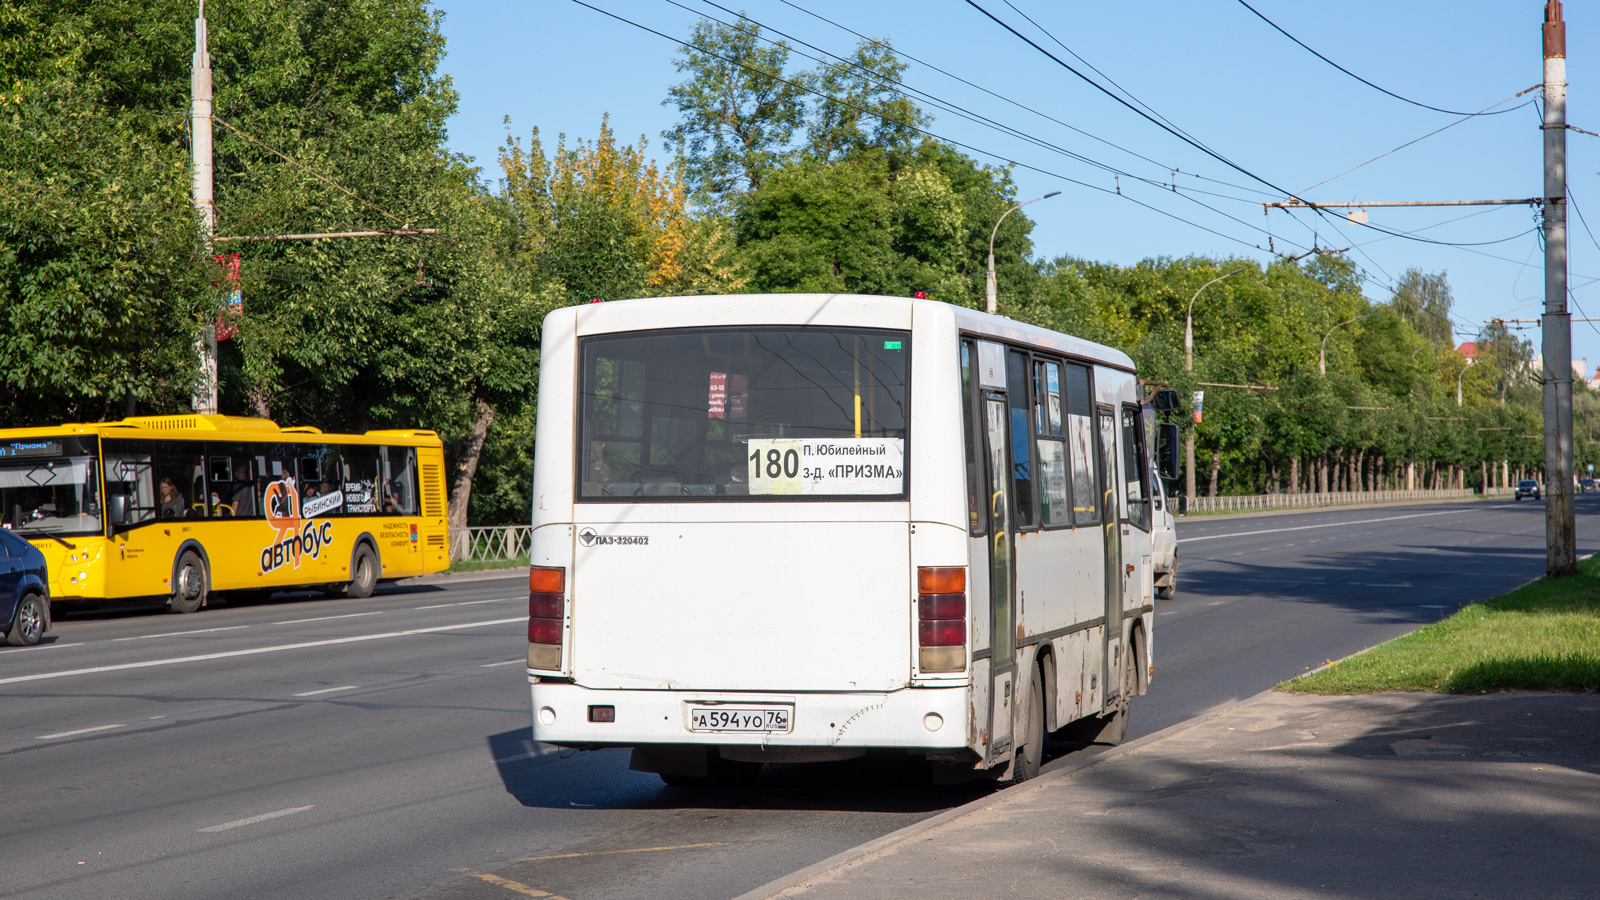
[527,294,1157,783]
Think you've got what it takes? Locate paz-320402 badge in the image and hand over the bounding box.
[578,527,648,547]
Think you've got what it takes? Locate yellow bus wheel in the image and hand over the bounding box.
[169,550,208,615]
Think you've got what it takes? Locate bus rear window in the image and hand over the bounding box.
[578,327,909,500]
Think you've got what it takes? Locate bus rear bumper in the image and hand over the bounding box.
[529,682,971,750]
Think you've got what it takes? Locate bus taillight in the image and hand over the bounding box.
[917,566,966,673]
[528,565,565,670]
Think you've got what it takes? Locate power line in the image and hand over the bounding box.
[576,0,1310,259]
[1234,0,1529,118]
[673,1,1303,253]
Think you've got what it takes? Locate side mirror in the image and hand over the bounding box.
[1175,493,1189,517]
[1156,422,1182,481]
[1150,388,1181,412]
[108,493,128,527]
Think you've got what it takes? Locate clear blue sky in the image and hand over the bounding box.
[432,0,1600,372]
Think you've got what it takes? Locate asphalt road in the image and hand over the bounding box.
[1,495,1592,900]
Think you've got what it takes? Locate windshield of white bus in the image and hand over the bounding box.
[0,436,103,537]
[578,327,909,500]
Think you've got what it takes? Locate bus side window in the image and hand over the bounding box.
[342,446,381,514]
[1121,406,1150,532]
[382,447,418,516]
[1034,360,1070,526]
[1006,350,1035,529]
[150,441,205,520]
[1063,363,1099,526]
[960,342,988,536]
[103,440,157,526]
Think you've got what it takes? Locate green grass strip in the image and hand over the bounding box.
[446,558,528,574]
[1279,554,1600,694]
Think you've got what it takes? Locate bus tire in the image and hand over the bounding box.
[169,550,208,614]
[7,594,47,646]
[1009,665,1045,783]
[343,545,378,599]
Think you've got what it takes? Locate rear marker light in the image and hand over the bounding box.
[917,566,967,673]
[588,705,615,723]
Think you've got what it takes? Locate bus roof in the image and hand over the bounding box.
[556,293,1136,373]
[0,415,440,444]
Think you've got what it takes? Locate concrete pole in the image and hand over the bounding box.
[191,2,218,415]
[985,191,1059,315]
[1543,1,1576,574]
[1183,268,1244,500]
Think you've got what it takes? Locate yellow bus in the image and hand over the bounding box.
[0,415,450,614]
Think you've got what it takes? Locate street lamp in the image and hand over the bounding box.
[1183,267,1245,501]
[1319,314,1372,375]
[987,191,1060,314]
[1456,359,1473,407]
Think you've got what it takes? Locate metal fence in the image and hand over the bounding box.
[1187,486,1513,514]
[449,525,532,562]
[450,485,1518,554]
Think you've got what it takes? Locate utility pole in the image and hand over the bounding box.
[191,1,218,415]
[1543,0,1575,575]
[1258,4,1575,575]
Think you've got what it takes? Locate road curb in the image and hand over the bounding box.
[392,566,526,588]
[732,690,1276,900]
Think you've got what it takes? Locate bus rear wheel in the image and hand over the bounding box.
[169,550,208,614]
[339,545,378,599]
[1009,665,1045,783]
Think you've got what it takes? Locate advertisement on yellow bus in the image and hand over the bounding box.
[0,415,449,613]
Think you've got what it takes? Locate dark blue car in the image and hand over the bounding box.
[0,528,51,646]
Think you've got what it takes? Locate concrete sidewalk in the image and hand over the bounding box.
[751,691,1600,900]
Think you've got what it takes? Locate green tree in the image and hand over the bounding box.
[1390,267,1455,347]
[661,19,807,208]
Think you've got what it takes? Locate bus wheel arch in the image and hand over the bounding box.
[1034,644,1061,733]
[168,545,210,614]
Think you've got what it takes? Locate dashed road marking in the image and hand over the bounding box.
[516,842,728,862]
[416,598,514,610]
[472,873,567,898]
[198,805,314,833]
[293,685,360,697]
[1179,509,1464,544]
[480,659,524,667]
[272,612,383,625]
[115,626,250,641]
[0,617,525,686]
[0,642,82,655]
[37,723,126,740]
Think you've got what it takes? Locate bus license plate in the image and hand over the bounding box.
[688,706,792,733]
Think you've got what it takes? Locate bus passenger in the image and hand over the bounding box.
[158,477,186,519]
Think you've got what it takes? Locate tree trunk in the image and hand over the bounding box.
[247,386,270,419]
[1208,450,1222,497]
[1289,457,1300,495]
[448,394,496,531]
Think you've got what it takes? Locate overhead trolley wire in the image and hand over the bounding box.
[577,0,1313,258]
[1234,0,1528,118]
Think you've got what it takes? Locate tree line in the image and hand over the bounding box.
[0,6,1580,527]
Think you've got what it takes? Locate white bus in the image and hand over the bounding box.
[526,294,1181,784]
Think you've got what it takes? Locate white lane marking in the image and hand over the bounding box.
[1,642,82,656]
[272,612,383,625]
[415,598,513,610]
[1179,510,1464,544]
[480,659,525,667]
[0,617,526,686]
[37,723,126,740]
[1351,582,1413,588]
[114,626,251,641]
[293,685,360,697]
[198,806,314,833]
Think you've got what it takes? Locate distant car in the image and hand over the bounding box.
[0,529,51,646]
[1582,478,1596,493]
[1515,479,1542,501]
[1151,473,1179,600]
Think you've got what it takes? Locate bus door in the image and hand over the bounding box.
[1097,408,1125,705]
[980,393,1016,761]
